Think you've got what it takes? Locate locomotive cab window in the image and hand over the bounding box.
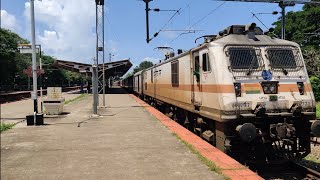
[195,56,200,72]
[228,47,259,69]
[267,48,298,69]
[202,53,211,72]
[194,55,200,82]
[171,61,179,87]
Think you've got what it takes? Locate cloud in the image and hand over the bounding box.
[0,10,19,32]
[24,0,96,63]
[141,57,160,64]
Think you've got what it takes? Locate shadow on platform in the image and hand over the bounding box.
[104,87,129,94]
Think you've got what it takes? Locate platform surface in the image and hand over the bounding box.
[1,91,81,126]
[1,88,222,180]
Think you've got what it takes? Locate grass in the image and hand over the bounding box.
[64,94,87,105]
[0,123,15,132]
[316,102,320,119]
[172,133,231,180]
[304,154,320,164]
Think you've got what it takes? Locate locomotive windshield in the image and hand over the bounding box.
[228,47,259,69]
[267,48,297,69]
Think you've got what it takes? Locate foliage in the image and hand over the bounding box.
[0,28,87,91]
[303,47,320,77]
[272,2,320,50]
[310,76,320,101]
[0,123,15,132]
[0,28,30,90]
[133,61,153,74]
[124,72,133,78]
[272,3,320,101]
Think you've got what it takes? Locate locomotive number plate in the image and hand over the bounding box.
[269,95,278,101]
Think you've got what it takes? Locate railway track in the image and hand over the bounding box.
[294,162,320,180]
[311,137,320,146]
[255,161,320,180]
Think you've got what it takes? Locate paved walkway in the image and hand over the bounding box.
[0,91,83,126]
[1,88,222,180]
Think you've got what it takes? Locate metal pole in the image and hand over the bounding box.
[30,0,38,114]
[93,2,99,114]
[280,3,286,39]
[95,59,99,110]
[102,4,106,107]
[39,45,43,113]
[93,58,98,114]
[144,0,152,43]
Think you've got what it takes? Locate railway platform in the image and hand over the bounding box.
[1,87,261,180]
[1,90,82,126]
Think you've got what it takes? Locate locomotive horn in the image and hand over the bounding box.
[236,123,257,143]
[311,120,320,137]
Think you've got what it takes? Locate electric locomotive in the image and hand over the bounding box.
[124,23,320,163]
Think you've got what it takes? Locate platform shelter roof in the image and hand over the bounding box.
[53,59,132,77]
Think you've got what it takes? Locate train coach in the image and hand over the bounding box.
[123,23,320,163]
[121,74,133,92]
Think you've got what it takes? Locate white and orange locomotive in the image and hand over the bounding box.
[122,24,320,163]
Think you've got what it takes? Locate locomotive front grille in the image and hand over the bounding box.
[226,46,264,80]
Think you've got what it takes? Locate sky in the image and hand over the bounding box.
[1,0,304,72]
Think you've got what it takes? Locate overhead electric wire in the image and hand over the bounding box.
[251,12,269,30]
[169,1,226,44]
[104,1,120,43]
[158,8,182,32]
[149,0,194,42]
[105,15,119,41]
[251,12,279,38]
[189,2,226,30]
[148,8,181,42]
[165,0,194,27]
[150,0,194,60]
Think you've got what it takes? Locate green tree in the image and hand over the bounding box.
[0,28,29,91]
[133,61,154,74]
[124,72,133,78]
[0,28,87,91]
[310,76,320,101]
[272,3,320,100]
[303,47,320,77]
[272,2,320,50]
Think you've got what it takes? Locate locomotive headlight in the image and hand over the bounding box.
[234,83,241,97]
[261,81,278,94]
[269,84,277,94]
[263,86,269,93]
[297,82,304,95]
